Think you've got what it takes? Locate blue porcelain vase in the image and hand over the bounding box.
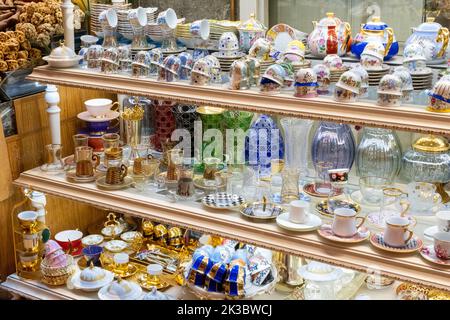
[311,122,356,172]
[245,114,284,178]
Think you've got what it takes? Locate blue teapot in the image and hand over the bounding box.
[351,16,398,60]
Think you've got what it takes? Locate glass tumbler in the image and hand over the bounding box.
[75,146,100,177]
[281,168,300,203]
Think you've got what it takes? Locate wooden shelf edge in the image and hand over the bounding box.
[27,66,450,135]
[1,275,72,300]
[13,170,450,292]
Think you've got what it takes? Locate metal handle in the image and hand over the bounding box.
[120,164,128,180]
[404,229,413,243]
[384,27,394,57]
[92,154,100,170]
[355,216,365,229]
[399,199,410,217]
[437,27,449,58]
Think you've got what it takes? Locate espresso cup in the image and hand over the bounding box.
[289,200,309,224]
[436,210,450,233]
[332,208,365,237]
[433,232,450,260]
[384,216,413,248]
[114,253,130,273]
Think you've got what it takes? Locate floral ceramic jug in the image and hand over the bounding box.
[351,16,398,60]
[308,12,352,57]
[405,17,449,64]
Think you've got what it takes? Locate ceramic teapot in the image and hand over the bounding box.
[308,12,352,57]
[405,17,449,65]
[351,16,398,60]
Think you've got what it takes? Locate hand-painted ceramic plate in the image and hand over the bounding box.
[240,202,285,221]
[276,212,322,232]
[420,245,450,266]
[120,231,143,243]
[104,240,129,253]
[82,234,104,246]
[201,193,245,210]
[303,183,342,198]
[317,224,369,243]
[266,23,296,53]
[369,233,423,253]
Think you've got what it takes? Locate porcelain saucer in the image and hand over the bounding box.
[105,263,139,278]
[276,212,322,232]
[317,224,370,243]
[137,273,170,290]
[96,176,134,190]
[316,200,361,218]
[366,212,416,230]
[77,110,120,122]
[423,225,439,241]
[420,245,450,266]
[66,170,102,183]
[303,183,342,198]
[104,239,129,253]
[369,233,423,253]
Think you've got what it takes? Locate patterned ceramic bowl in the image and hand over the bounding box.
[403,43,427,63]
[427,79,450,112]
[294,67,318,98]
[218,32,240,52]
[229,59,249,90]
[350,63,369,95]
[335,70,362,94]
[323,54,344,71]
[312,63,331,93]
[377,74,403,95]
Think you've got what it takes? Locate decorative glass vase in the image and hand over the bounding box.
[223,111,254,165]
[356,127,402,182]
[280,117,313,177]
[311,122,356,173]
[123,96,154,147]
[171,105,198,157]
[245,114,284,178]
[196,106,225,160]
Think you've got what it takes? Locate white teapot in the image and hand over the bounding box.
[308,12,352,58]
[405,17,449,65]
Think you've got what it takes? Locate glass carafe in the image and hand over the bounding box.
[356,127,401,182]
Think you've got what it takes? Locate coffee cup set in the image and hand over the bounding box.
[104,252,138,278]
[76,98,120,139]
[276,200,322,232]
[420,216,450,265]
[137,264,170,290]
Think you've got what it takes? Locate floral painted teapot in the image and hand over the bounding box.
[405,17,449,65]
[351,16,398,60]
[308,12,352,57]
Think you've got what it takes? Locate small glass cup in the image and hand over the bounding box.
[102,133,120,152]
[359,176,388,205]
[142,158,160,188]
[281,168,300,204]
[203,157,222,186]
[314,161,334,195]
[177,164,195,198]
[75,146,100,177]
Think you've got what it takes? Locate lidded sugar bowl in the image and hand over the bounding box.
[427,78,450,113]
[308,12,352,57]
[405,17,449,64]
[351,16,398,60]
[402,135,450,203]
[237,13,267,52]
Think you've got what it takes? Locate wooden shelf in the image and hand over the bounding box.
[13,168,450,292]
[27,66,450,135]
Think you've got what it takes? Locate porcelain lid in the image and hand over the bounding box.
[80,264,106,282]
[416,17,442,33]
[412,135,450,153]
[317,12,342,27]
[142,287,174,300]
[363,16,389,31]
[49,42,77,59]
[238,13,267,32]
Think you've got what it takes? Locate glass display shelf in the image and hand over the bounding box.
[13,167,450,292]
[26,66,450,135]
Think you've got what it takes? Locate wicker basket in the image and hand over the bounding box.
[40,255,75,286]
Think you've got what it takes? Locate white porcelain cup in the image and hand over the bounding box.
[289,200,309,224]
[436,210,450,233]
[384,216,413,248]
[99,8,118,29]
[331,208,364,237]
[84,98,116,117]
[156,8,177,30]
[128,7,147,29]
[434,231,450,260]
